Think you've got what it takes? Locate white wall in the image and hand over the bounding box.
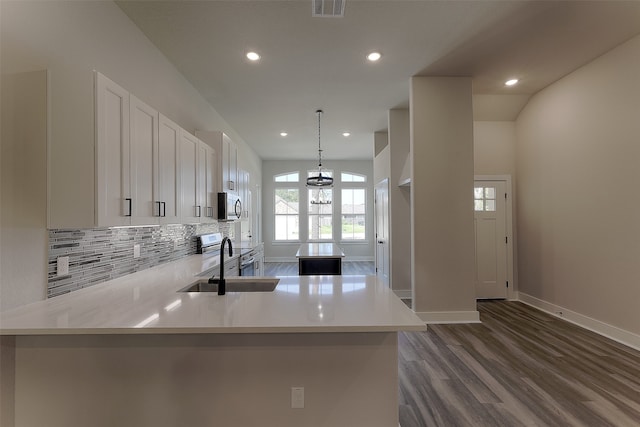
[516,34,640,336]
[0,1,261,309]
[262,160,374,261]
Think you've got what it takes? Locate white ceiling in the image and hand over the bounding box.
[116,1,640,160]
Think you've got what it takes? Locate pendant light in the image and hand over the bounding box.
[306,109,334,188]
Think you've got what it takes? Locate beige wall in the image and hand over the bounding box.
[474,121,516,177]
[388,110,411,292]
[473,121,518,293]
[410,76,477,321]
[1,71,48,311]
[516,34,640,336]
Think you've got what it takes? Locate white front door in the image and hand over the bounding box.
[474,180,508,299]
[375,180,390,287]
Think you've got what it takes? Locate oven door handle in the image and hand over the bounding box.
[241,258,255,267]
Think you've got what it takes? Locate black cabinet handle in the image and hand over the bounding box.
[196,205,201,218]
[162,202,166,217]
[156,201,162,217]
[125,198,132,217]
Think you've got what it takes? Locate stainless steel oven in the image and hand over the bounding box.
[240,251,256,276]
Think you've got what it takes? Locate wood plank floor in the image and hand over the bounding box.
[399,301,640,427]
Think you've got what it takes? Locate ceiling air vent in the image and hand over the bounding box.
[312,0,345,17]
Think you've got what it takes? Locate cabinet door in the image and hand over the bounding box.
[95,72,130,226]
[228,137,238,193]
[129,95,158,226]
[196,142,208,223]
[158,114,181,224]
[221,134,238,193]
[202,143,217,221]
[179,131,200,223]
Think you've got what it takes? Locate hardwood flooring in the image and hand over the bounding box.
[264,261,375,276]
[399,301,640,427]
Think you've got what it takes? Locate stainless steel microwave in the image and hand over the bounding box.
[217,192,242,221]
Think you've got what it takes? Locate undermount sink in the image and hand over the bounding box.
[178,278,279,293]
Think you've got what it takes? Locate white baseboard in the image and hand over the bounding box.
[518,292,640,352]
[415,310,480,324]
[393,289,412,299]
[264,257,296,263]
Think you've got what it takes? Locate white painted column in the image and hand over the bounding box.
[409,77,478,323]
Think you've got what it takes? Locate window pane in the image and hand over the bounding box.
[275,189,299,214]
[341,172,366,182]
[474,200,484,211]
[485,200,496,211]
[308,169,333,178]
[275,172,299,182]
[474,187,484,199]
[275,215,299,240]
[309,189,332,214]
[485,187,495,199]
[309,215,332,240]
[342,215,365,240]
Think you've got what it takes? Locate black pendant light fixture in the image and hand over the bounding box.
[306,109,334,188]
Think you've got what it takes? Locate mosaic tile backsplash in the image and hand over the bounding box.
[48,223,232,298]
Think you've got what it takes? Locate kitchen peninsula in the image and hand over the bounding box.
[0,254,425,427]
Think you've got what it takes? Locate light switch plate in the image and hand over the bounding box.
[57,256,69,276]
[133,244,141,259]
[291,387,304,409]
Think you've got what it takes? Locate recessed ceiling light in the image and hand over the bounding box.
[366,52,382,62]
[280,132,288,137]
[342,132,351,137]
[505,78,519,86]
[246,51,261,61]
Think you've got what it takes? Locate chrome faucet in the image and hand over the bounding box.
[209,237,233,295]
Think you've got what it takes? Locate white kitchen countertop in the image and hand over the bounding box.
[0,254,425,335]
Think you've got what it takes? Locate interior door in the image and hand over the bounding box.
[474,180,508,299]
[375,179,390,287]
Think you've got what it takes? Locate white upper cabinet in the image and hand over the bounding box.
[95,72,131,227]
[196,130,238,195]
[201,142,217,222]
[157,114,181,224]
[129,94,158,225]
[179,130,201,223]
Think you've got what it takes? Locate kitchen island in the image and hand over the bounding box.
[296,242,345,275]
[0,254,425,427]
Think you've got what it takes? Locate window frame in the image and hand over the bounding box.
[274,186,300,241]
[340,187,367,241]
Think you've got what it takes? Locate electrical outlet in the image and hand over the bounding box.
[57,256,69,276]
[133,244,141,259]
[173,240,179,251]
[291,387,304,409]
